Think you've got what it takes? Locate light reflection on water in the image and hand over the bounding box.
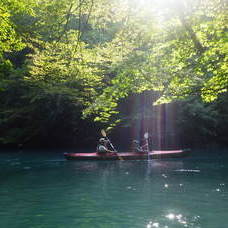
[146,212,201,228]
[0,151,228,228]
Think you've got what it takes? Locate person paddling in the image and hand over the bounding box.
[132,140,144,152]
[97,138,114,154]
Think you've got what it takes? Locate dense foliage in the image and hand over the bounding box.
[0,0,227,148]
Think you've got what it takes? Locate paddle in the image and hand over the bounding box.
[144,132,150,160]
[101,129,123,161]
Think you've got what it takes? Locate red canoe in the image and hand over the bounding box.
[64,149,190,161]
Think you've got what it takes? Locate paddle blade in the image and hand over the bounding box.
[101,129,107,137]
[119,156,124,161]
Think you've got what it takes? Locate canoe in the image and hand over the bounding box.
[64,149,190,161]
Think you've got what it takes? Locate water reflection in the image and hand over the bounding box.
[146,212,201,228]
[147,221,159,228]
[175,169,200,173]
[1,152,228,228]
[66,160,186,201]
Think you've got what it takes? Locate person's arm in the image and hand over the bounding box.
[106,148,115,153]
[98,145,114,153]
[104,143,115,153]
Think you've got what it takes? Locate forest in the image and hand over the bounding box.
[0,0,227,150]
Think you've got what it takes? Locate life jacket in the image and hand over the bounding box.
[96,144,107,153]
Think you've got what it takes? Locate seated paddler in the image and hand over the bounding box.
[132,140,144,152]
[97,138,114,154]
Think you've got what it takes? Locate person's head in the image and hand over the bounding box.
[99,138,107,144]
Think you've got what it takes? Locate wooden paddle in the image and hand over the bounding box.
[101,129,123,161]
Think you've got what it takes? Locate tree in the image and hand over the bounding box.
[0,0,227,147]
[83,0,227,125]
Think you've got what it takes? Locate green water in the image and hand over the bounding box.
[0,150,228,228]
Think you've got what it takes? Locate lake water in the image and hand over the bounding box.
[0,150,228,228]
